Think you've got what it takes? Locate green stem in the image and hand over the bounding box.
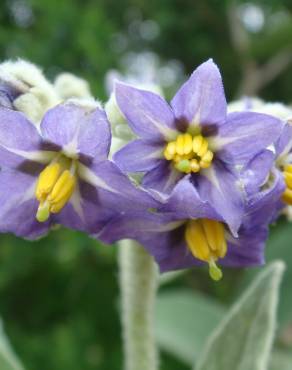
[118,239,158,370]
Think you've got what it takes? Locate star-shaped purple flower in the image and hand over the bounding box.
[99,167,284,279]
[113,59,284,234]
[0,102,156,239]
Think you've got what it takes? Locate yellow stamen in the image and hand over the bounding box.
[192,135,203,153]
[190,159,200,172]
[163,133,213,174]
[183,133,193,154]
[282,188,292,205]
[284,164,292,174]
[185,220,211,261]
[284,172,292,189]
[201,150,214,163]
[35,163,61,202]
[185,219,226,281]
[176,134,185,155]
[164,142,176,160]
[48,170,76,213]
[197,138,208,157]
[282,165,292,205]
[199,160,212,169]
[207,220,226,257]
[35,159,77,222]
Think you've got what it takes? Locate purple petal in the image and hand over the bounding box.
[78,160,159,213]
[0,108,42,168]
[0,169,50,239]
[160,177,222,220]
[222,227,267,267]
[241,149,275,196]
[195,160,244,235]
[98,211,181,244]
[40,103,111,160]
[215,112,284,165]
[171,59,227,129]
[133,224,201,272]
[275,122,292,157]
[115,82,177,140]
[142,161,184,194]
[113,139,163,173]
[244,168,285,226]
[53,187,115,235]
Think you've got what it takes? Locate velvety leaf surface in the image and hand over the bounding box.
[155,290,225,365]
[195,262,284,370]
[268,350,292,370]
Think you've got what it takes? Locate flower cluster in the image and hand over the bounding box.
[0,58,291,280]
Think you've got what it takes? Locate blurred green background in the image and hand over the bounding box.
[0,0,292,369]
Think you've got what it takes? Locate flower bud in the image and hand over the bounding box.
[105,92,136,156]
[54,73,92,100]
[0,59,59,124]
[228,97,292,122]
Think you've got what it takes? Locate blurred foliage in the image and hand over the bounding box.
[1,0,292,369]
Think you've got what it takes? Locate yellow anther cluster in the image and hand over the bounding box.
[163,133,213,173]
[185,219,227,281]
[282,164,292,205]
[35,161,76,222]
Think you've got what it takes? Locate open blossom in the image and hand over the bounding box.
[0,102,156,239]
[113,59,284,234]
[99,168,284,280]
[228,97,292,220]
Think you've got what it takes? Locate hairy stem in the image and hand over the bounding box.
[118,239,158,370]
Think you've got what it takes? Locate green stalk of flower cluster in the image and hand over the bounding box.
[118,239,158,370]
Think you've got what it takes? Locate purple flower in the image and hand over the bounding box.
[0,102,156,239]
[99,169,284,280]
[113,59,284,234]
[242,122,292,216]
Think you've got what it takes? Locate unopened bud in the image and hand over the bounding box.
[0,59,59,124]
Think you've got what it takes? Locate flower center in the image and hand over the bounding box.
[185,219,227,281]
[35,156,77,222]
[163,133,213,173]
[282,164,292,205]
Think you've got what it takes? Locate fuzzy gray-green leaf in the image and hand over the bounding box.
[195,261,285,370]
[155,290,225,365]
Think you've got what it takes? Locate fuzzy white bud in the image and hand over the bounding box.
[0,59,59,124]
[228,97,292,122]
[54,73,92,100]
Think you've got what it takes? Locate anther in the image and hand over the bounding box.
[163,133,214,174]
[185,219,227,281]
[35,158,77,222]
[282,164,292,205]
[183,133,193,154]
